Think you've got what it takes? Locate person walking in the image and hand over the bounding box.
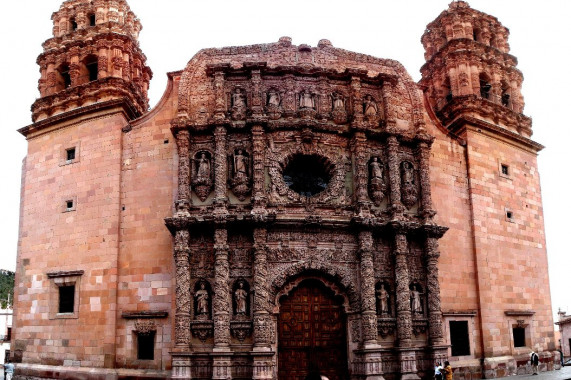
[443,361,453,380]
[531,351,539,375]
[3,360,14,380]
[434,362,443,380]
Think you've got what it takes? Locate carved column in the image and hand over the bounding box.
[250,70,264,118]
[352,132,369,207]
[393,233,412,346]
[387,136,403,213]
[417,141,435,218]
[252,228,274,379]
[213,228,231,349]
[214,126,228,207]
[358,230,378,345]
[425,236,444,345]
[175,130,191,215]
[351,76,363,124]
[251,125,267,213]
[393,232,419,379]
[174,229,191,348]
[252,228,271,348]
[381,81,397,128]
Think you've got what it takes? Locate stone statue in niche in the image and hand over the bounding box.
[410,284,423,315]
[368,157,388,206]
[299,90,317,119]
[331,92,347,124]
[195,282,210,318]
[231,88,247,120]
[376,283,390,315]
[234,281,248,315]
[229,149,251,201]
[300,90,315,109]
[192,151,213,202]
[400,160,418,208]
[266,89,282,120]
[268,90,280,107]
[364,95,378,118]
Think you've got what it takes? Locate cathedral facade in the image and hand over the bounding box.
[12,1,558,379]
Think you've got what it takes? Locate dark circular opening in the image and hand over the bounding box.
[282,154,332,197]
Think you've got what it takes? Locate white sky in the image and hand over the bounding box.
[0,1,569,324]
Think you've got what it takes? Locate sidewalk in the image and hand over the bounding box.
[487,367,571,380]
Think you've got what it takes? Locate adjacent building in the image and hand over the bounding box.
[12,1,558,379]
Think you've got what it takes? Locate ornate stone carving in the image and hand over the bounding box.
[192,151,213,202]
[378,318,397,338]
[298,90,317,118]
[230,320,253,341]
[190,320,213,342]
[194,281,210,318]
[134,320,157,335]
[369,157,388,206]
[231,88,247,120]
[265,89,282,120]
[229,149,251,200]
[331,92,347,124]
[401,160,419,208]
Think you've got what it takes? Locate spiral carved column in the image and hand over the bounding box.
[394,233,412,347]
[175,130,191,215]
[425,237,444,345]
[174,229,191,348]
[359,230,378,345]
[387,136,403,214]
[213,228,231,349]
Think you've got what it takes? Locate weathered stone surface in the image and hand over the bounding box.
[13,1,556,379]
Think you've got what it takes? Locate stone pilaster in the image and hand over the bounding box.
[394,233,412,347]
[174,229,191,348]
[387,136,403,214]
[214,126,228,208]
[175,130,191,215]
[425,237,445,345]
[352,132,370,208]
[418,141,435,219]
[213,228,231,349]
[381,81,397,128]
[252,228,274,379]
[251,125,267,215]
[358,230,378,345]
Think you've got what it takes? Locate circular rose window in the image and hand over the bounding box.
[282,154,332,197]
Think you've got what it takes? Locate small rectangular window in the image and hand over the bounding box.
[66,200,74,211]
[513,327,526,347]
[89,14,96,26]
[6,327,11,341]
[449,321,471,356]
[137,333,155,360]
[59,285,75,313]
[501,164,509,176]
[66,148,76,162]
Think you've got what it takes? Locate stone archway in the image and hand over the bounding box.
[277,278,348,380]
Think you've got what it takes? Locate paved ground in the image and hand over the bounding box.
[0,368,569,380]
[487,367,571,380]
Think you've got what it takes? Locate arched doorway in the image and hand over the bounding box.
[278,279,348,380]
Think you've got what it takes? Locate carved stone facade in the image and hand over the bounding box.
[12,1,557,380]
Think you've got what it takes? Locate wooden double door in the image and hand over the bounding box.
[278,279,348,380]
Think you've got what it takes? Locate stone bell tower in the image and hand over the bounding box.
[420,1,554,373]
[419,0,530,137]
[31,0,152,122]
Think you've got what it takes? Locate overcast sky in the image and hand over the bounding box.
[1,1,569,324]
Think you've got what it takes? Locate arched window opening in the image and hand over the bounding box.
[501,81,511,107]
[70,18,78,31]
[89,14,96,27]
[85,56,98,82]
[58,64,72,90]
[479,74,492,100]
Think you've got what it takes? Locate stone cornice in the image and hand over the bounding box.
[19,98,137,139]
[121,311,169,319]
